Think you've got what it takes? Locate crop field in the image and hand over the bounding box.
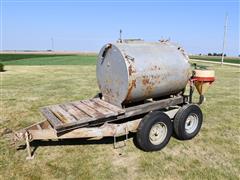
[0,54,97,65]
[0,55,239,179]
[190,55,240,64]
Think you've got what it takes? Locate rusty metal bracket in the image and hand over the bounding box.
[125,54,135,62]
[189,80,195,104]
[113,126,128,149]
[100,44,112,64]
[198,95,205,105]
[25,132,34,160]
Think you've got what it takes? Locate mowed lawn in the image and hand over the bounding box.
[0,55,239,179]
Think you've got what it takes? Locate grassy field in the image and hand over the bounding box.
[0,54,74,61]
[0,54,97,65]
[0,55,240,179]
[1,54,239,66]
[190,55,240,64]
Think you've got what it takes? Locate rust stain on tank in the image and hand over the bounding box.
[145,85,155,96]
[142,75,150,86]
[125,79,136,101]
[103,87,113,95]
[141,74,161,97]
[142,75,161,86]
[142,84,157,98]
[149,65,161,71]
[128,64,136,76]
[102,87,115,101]
[125,54,136,76]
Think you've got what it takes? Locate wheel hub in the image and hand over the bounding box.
[149,122,168,145]
[185,113,199,134]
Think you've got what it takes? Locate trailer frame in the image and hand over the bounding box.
[13,95,185,160]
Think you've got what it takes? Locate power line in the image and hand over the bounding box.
[51,37,54,51]
[221,13,228,66]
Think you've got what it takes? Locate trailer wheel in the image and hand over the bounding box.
[174,104,203,140]
[136,111,172,151]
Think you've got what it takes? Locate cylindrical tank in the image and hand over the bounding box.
[96,40,191,106]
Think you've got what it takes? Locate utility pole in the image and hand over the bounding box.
[221,13,228,66]
[51,37,54,51]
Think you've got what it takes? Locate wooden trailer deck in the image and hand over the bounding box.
[40,96,184,133]
[40,98,125,133]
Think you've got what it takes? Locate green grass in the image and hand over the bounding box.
[190,55,240,64]
[0,54,97,65]
[0,61,240,179]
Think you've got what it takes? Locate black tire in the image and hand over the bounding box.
[174,104,203,140]
[136,111,173,152]
[93,93,102,99]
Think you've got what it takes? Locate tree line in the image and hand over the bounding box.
[207,53,226,56]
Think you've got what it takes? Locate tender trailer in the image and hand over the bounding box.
[12,40,215,160]
[13,95,204,160]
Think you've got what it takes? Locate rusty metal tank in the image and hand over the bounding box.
[96,40,191,106]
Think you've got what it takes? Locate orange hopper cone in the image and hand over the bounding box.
[192,69,215,96]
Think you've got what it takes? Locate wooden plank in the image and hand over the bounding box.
[125,96,183,117]
[81,99,117,117]
[27,120,52,131]
[39,120,52,129]
[40,108,63,128]
[41,96,183,133]
[28,119,141,140]
[72,101,105,119]
[36,124,42,130]
[92,98,125,114]
[49,105,77,123]
[56,96,184,133]
[56,121,91,133]
[60,104,90,120]
[81,96,184,128]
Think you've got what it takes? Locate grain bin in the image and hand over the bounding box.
[96,40,191,106]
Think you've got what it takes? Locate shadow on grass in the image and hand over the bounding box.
[16,132,184,157]
[17,133,136,156]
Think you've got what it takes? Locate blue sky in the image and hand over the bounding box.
[1,0,239,56]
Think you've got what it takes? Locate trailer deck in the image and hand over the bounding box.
[40,98,125,133]
[39,96,184,133]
